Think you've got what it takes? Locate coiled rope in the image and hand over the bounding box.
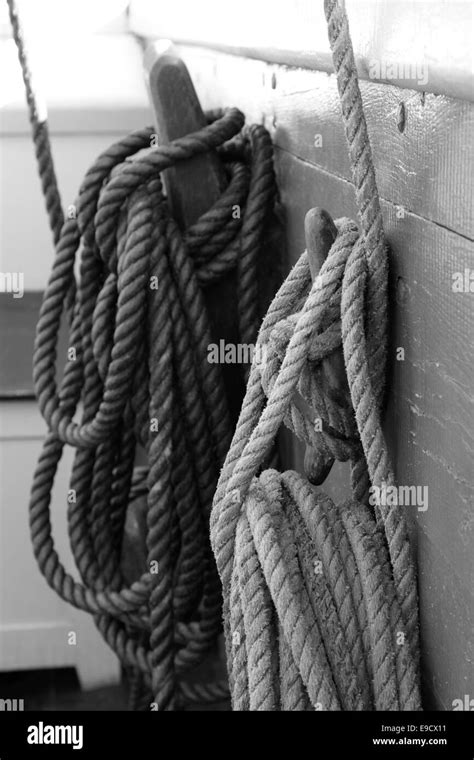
[210,0,421,710]
[7,0,276,710]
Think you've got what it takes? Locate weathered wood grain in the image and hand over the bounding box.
[178,46,474,240]
[416,529,474,711]
[275,149,474,708]
[176,46,474,710]
[276,148,473,549]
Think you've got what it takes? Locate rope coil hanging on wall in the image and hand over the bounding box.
[7,0,276,710]
[8,0,421,711]
[210,0,422,710]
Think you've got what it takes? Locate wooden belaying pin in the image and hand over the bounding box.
[144,41,244,422]
[303,207,341,486]
[144,40,227,227]
[122,44,243,584]
[305,207,338,281]
[305,207,347,399]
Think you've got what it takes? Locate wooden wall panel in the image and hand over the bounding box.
[279,149,474,710]
[174,47,474,710]
[275,149,473,580]
[416,529,474,709]
[179,47,474,239]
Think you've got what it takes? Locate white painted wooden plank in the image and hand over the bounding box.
[130,0,474,102]
[0,622,75,672]
[0,402,120,688]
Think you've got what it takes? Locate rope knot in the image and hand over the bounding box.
[210,209,420,710]
[255,218,378,480]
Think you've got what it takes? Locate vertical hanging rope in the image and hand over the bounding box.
[324,0,419,653]
[7,0,276,709]
[325,0,388,385]
[210,0,421,710]
[6,0,64,244]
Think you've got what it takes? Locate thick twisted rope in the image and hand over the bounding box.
[210,0,421,710]
[6,0,63,244]
[7,0,276,710]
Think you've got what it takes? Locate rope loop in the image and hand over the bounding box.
[210,214,421,710]
[19,92,276,707]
